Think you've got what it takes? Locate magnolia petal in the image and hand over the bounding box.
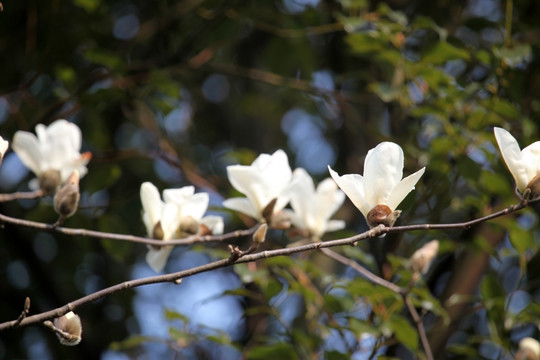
[325,219,346,232]
[328,166,371,218]
[0,136,8,158]
[315,178,345,225]
[146,245,174,272]
[222,197,260,219]
[163,186,196,205]
[227,166,267,212]
[282,209,305,230]
[386,167,425,211]
[47,120,82,152]
[201,215,224,235]
[179,192,209,221]
[288,168,314,220]
[494,127,530,192]
[160,202,181,240]
[363,142,404,207]
[140,182,164,234]
[12,131,44,175]
[521,141,540,184]
[254,149,293,193]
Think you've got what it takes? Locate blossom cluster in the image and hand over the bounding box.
[1,121,539,275]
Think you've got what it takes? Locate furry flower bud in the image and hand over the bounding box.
[52,311,82,346]
[54,171,80,219]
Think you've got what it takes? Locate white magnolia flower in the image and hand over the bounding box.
[328,142,425,228]
[141,182,223,272]
[12,120,91,194]
[223,149,293,223]
[494,127,540,199]
[285,168,345,238]
[0,136,8,164]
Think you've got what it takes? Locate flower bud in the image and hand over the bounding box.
[54,171,80,219]
[52,311,82,346]
[517,337,540,360]
[366,204,401,228]
[409,240,439,274]
[525,173,540,201]
[253,224,268,244]
[39,169,62,196]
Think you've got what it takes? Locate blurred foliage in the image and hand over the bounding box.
[1,0,540,359]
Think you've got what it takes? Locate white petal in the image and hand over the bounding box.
[289,168,315,223]
[520,141,540,184]
[0,136,8,158]
[12,131,44,175]
[328,166,371,217]
[201,216,224,235]
[160,203,181,240]
[494,127,529,192]
[363,142,404,206]
[163,186,196,205]
[179,193,209,221]
[140,182,163,234]
[255,149,293,193]
[146,246,174,272]
[314,178,345,225]
[387,167,425,211]
[325,219,346,232]
[222,197,260,219]
[227,165,267,212]
[282,209,306,229]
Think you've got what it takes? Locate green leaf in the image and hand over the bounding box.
[246,343,299,360]
[422,41,470,65]
[385,315,418,350]
[74,0,100,12]
[109,335,152,350]
[164,309,189,323]
[324,350,349,360]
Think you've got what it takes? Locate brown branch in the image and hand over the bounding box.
[0,225,387,330]
[0,211,257,246]
[320,247,402,293]
[0,189,43,202]
[404,295,434,360]
[0,201,527,331]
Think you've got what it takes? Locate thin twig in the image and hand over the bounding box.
[0,225,388,330]
[0,212,257,246]
[11,297,31,328]
[404,295,434,360]
[320,247,402,293]
[0,201,527,330]
[0,189,44,202]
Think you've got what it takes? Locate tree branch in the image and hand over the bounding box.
[0,201,527,331]
[0,211,257,246]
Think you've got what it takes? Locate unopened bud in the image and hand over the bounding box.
[40,169,62,196]
[262,198,278,223]
[179,216,199,236]
[366,204,401,228]
[52,311,82,346]
[409,240,439,274]
[524,173,540,201]
[517,337,540,360]
[54,171,80,219]
[253,224,268,244]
